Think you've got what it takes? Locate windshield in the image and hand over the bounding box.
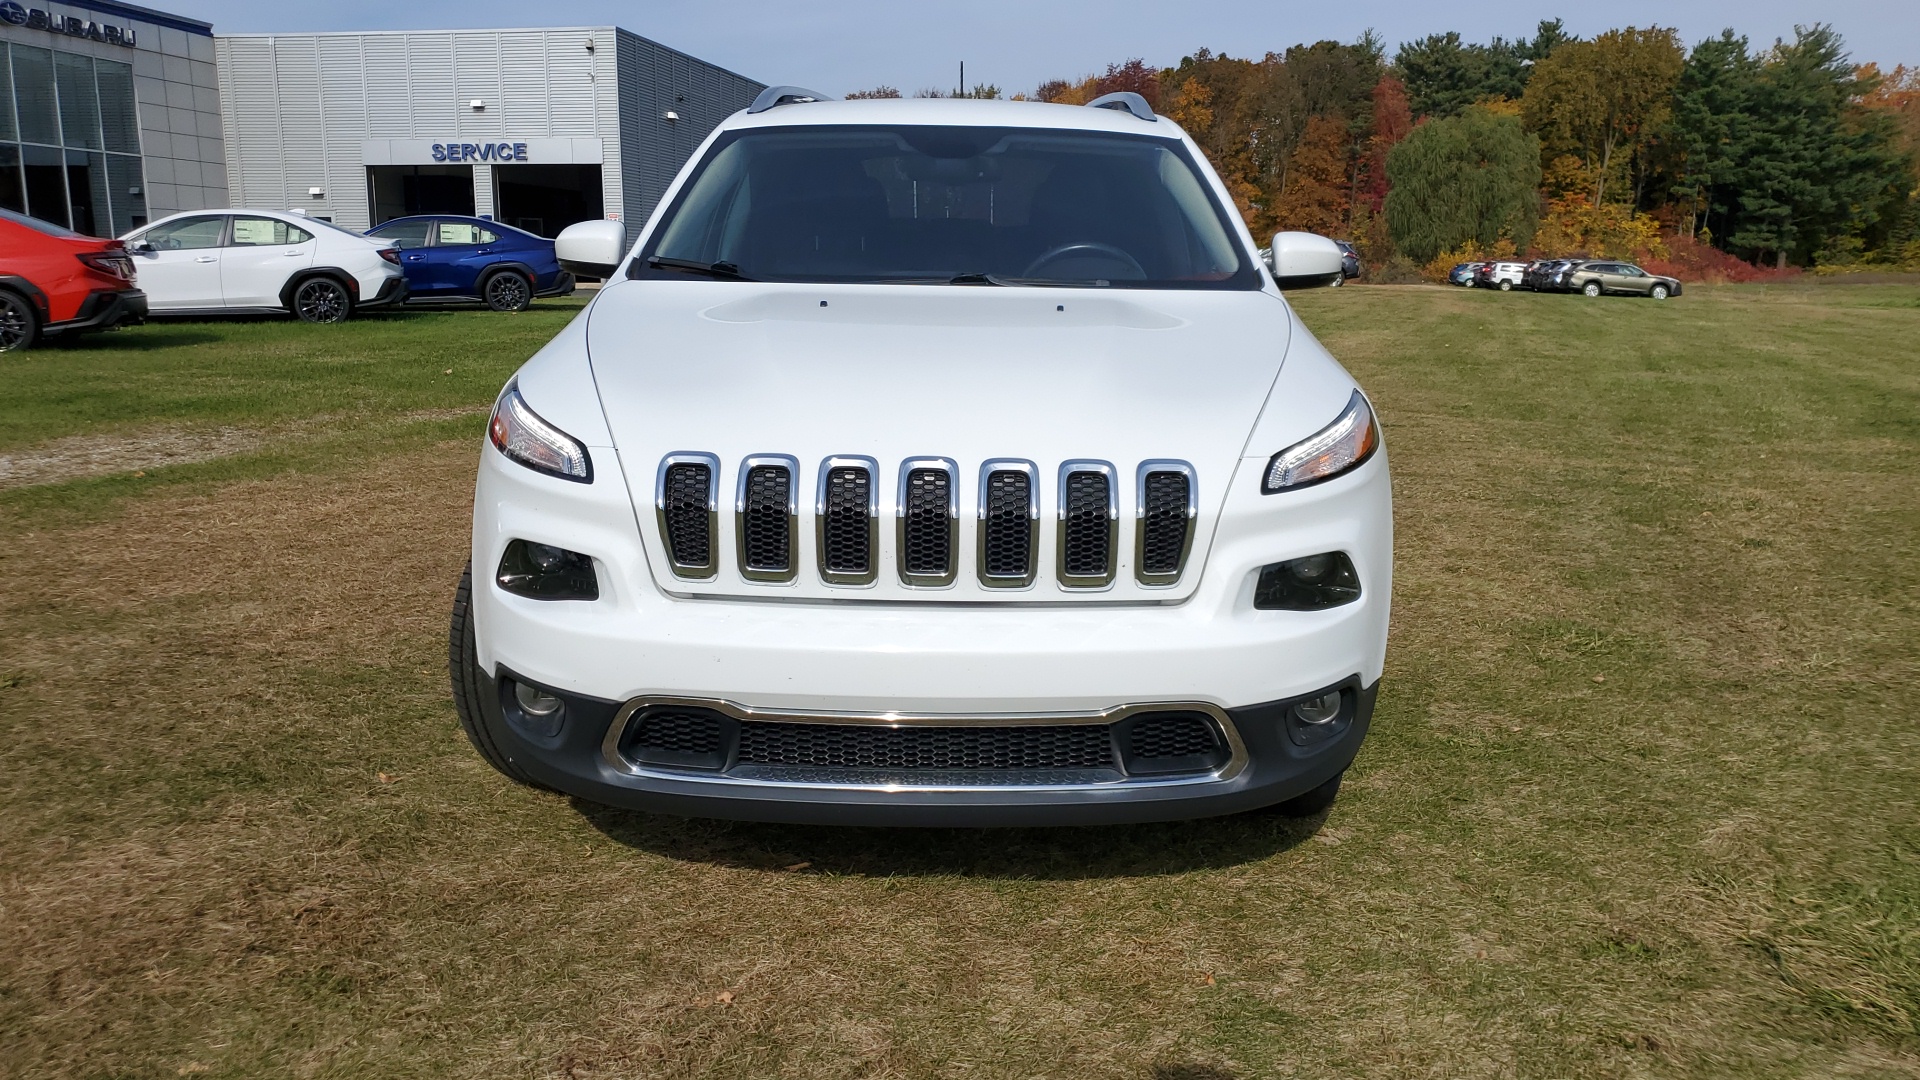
[637,125,1257,289]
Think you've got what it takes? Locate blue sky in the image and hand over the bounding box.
[169,1,1916,94]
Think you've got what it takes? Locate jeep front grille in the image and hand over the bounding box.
[897,457,958,587]
[1058,461,1118,587]
[816,456,878,586]
[1136,461,1197,586]
[655,455,1195,590]
[978,460,1039,587]
[736,455,798,582]
[655,453,719,579]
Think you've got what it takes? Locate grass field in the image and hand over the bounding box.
[1,283,1916,1078]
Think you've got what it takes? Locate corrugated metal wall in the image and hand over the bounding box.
[214,27,733,232]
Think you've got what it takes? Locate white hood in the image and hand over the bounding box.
[583,278,1298,601]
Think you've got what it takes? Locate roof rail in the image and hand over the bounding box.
[1085,91,1156,123]
[747,85,836,114]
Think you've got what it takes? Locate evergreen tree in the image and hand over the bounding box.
[1385,108,1542,260]
[1670,31,1761,239]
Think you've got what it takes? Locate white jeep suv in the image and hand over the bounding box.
[451,89,1391,825]
[123,210,407,322]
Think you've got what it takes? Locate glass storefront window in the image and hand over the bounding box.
[11,46,59,146]
[0,44,146,232]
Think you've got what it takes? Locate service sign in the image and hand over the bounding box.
[361,138,605,167]
[0,1,138,46]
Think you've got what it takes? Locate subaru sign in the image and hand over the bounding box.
[0,1,138,46]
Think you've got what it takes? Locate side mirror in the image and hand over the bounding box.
[554,219,628,279]
[1268,231,1344,289]
[128,240,154,254]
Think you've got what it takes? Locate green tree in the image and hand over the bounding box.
[1669,31,1762,238]
[1520,27,1685,207]
[1385,107,1543,261]
[1394,22,1570,119]
[1731,25,1909,265]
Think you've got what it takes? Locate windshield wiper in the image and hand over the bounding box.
[645,255,754,280]
[949,272,1110,287]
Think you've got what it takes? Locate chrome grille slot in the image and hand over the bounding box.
[897,457,958,587]
[1057,460,1118,588]
[655,453,719,579]
[736,455,798,582]
[977,459,1039,588]
[1136,460,1197,586]
[816,456,878,586]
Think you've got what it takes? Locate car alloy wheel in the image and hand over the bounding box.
[0,291,36,352]
[1584,282,1602,297]
[1498,280,1512,291]
[1651,284,1670,300]
[294,277,351,323]
[485,271,533,312]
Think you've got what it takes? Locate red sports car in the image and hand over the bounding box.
[0,207,148,352]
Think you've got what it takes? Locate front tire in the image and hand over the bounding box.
[0,290,37,353]
[483,270,533,312]
[449,563,548,790]
[1327,273,1344,288]
[293,276,353,323]
[1583,281,1603,298]
[1650,284,1670,300]
[1498,280,1513,292]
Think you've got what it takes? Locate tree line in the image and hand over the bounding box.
[848,23,1920,275]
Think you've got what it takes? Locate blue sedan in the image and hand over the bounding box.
[363,216,574,311]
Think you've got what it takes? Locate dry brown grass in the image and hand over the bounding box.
[2,284,1917,1078]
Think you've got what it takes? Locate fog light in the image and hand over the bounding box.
[1254,552,1360,610]
[515,681,563,716]
[1291,691,1342,725]
[496,539,599,600]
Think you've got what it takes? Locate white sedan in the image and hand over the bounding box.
[122,210,407,322]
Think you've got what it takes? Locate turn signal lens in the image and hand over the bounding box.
[489,381,592,483]
[1263,391,1379,493]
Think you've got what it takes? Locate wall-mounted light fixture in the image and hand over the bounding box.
[308,187,324,198]
[662,110,679,122]
[583,38,595,53]
[469,99,485,111]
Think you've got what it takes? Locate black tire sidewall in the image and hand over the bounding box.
[295,277,352,323]
[449,563,547,790]
[484,271,531,312]
[0,290,38,352]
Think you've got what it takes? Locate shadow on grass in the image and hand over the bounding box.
[571,799,1325,880]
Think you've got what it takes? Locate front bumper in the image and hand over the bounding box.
[469,423,1392,824]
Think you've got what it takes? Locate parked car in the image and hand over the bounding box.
[1448,262,1482,287]
[1563,260,1681,299]
[364,215,574,312]
[0,207,147,353]
[449,90,1390,826]
[121,210,407,323]
[1330,239,1361,285]
[1475,261,1527,291]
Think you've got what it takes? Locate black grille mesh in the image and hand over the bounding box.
[821,466,872,575]
[738,722,1114,771]
[982,470,1033,579]
[660,463,712,569]
[1140,471,1192,576]
[902,468,952,577]
[1127,713,1220,759]
[631,708,726,755]
[741,464,792,572]
[1062,471,1112,578]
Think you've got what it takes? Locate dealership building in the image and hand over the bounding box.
[2,0,764,238]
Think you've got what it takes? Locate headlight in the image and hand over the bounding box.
[489,380,592,483]
[1262,390,1379,493]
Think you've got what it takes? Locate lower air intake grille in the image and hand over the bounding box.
[1139,470,1192,577]
[660,462,712,570]
[981,470,1033,580]
[626,705,730,769]
[737,721,1115,771]
[740,464,792,573]
[1061,470,1113,579]
[821,466,872,575]
[1127,714,1219,759]
[901,468,953,579]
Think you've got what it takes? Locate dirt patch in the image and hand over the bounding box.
[0,407,484,491]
